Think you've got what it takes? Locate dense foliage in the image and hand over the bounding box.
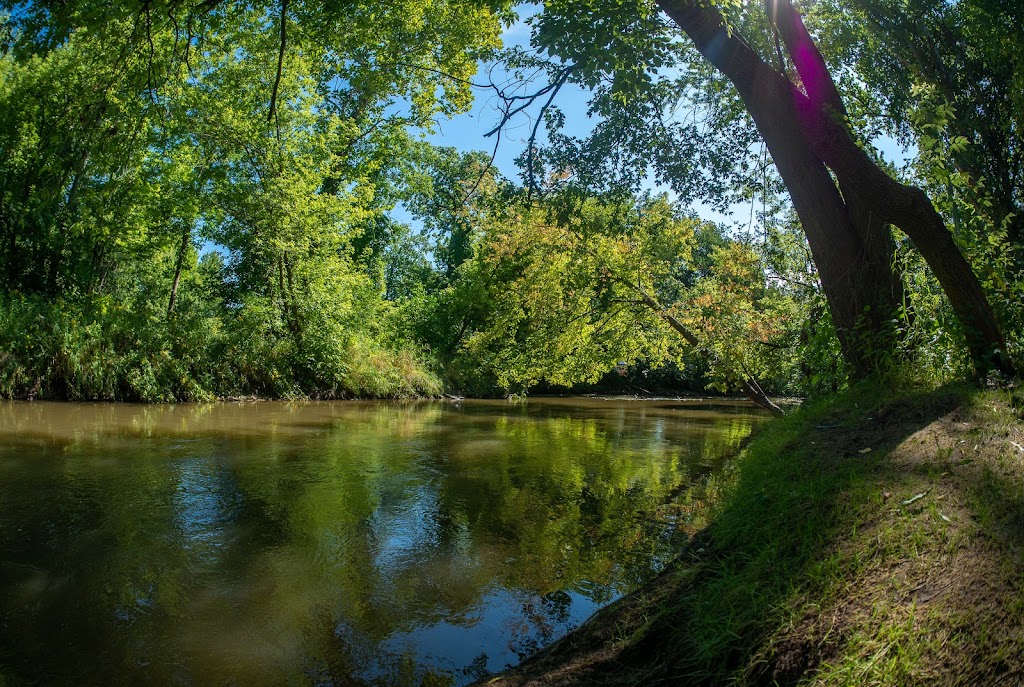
[0,0,504,399]
[0,0,1019,401]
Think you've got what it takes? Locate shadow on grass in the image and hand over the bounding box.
[620,386,972,684]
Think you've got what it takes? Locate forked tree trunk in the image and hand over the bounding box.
[769,0,1014,377]
[656,0,1015,379]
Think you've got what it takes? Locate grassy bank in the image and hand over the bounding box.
[481,383,1024,685]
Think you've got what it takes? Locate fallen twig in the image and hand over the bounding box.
[901,490,930,507]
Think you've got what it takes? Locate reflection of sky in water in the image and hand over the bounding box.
[652,416,665,442]
[371,483,442,571]
[356,586,603,684]
[173,459,234,553]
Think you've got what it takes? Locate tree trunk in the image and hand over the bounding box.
[166,223,191,318]
[277,253,303,348]
[769,0,1014,377]
[741,378,786,417]
[283,253,302,340]
[656,0,904,379]
[655,0,1014,379]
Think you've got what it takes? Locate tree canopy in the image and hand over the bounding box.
[0,0,1019,402]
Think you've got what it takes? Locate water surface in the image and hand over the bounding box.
[0,398,762,686]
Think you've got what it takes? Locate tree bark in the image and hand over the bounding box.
[166,223,191,318]
[655,0,1014,379]
[282,253,302,339]
[772,0,1014,377]
[656,0,903,378]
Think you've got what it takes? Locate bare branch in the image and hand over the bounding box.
[268,0,289,124]
[524,69,572,199]
[459,127,502,208]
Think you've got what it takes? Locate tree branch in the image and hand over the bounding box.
[766,0,846,117]
[268,0,289,124]
[524,68,572,199]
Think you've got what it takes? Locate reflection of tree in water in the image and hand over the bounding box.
[462,652,491,681]
[432,408,757,594]
[515,590,576,658]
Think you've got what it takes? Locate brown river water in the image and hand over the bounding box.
[0,398,763,686]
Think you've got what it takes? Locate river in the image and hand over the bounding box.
[0,398,762,686]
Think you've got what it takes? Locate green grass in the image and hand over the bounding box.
[474,382,1024,687]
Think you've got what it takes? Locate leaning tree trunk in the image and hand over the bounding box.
[769,0,1015,378]
[631,285,786,416]
[167,223,191,318]
[656,0,1014,380]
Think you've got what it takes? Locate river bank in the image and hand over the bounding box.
[479,383,1024,685]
